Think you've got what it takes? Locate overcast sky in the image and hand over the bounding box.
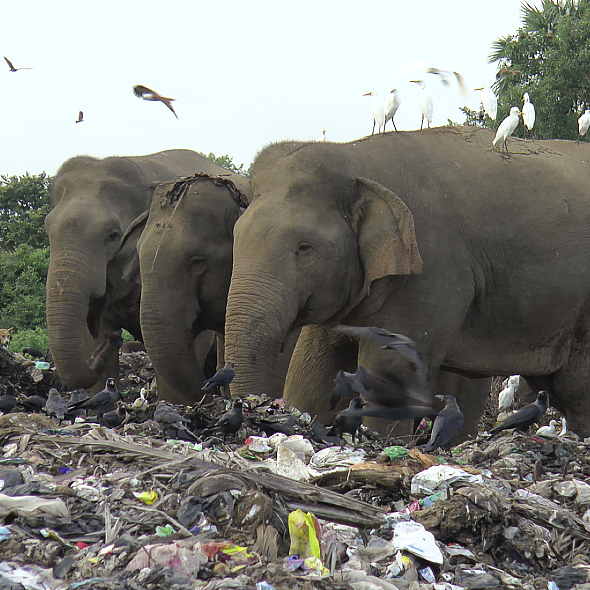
[2,1,524,177]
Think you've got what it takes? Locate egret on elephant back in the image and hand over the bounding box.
[492,107,521,157]
[578,109,590,142]
[409,79,433,129]
[223,126,590,439]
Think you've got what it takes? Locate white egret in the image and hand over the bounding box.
[536,419,559,438]
[363,91,385,135]
[410,80,433,130]
[498,379,517,412]
[383,88,401,134]
[318,129,327,142]
[558,417,568,438]
[492,107,521,158]
[578,109,590,142]
[474,86,497,121]
[522,92,535,137]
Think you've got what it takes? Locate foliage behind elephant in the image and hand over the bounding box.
[136,173,299,405]
[45,149,222,392]
[224,127,590,437]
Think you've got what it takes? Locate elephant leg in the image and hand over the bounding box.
[283,325,358,422]
[433,371,492,443]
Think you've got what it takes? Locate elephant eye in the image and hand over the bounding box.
[296,243,313,255]
[189,257,206,275]
[105,230,121,244]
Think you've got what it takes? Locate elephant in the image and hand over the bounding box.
[135,173,299,405]
[224,126,590,438]
[45,149,224,393]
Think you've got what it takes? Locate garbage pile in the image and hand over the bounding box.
[1,351,590,589]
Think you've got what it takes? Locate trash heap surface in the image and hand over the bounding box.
[1,351,590,589]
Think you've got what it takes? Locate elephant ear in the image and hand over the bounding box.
[352,177,423,287]
[118,211,149,283]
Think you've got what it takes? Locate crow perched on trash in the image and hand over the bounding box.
[423,395,464,453]
[326,396,368,448]
[0,382,16,413]
[201,362,235,396]
[490,390,549,436]
[44,388,67,422]
[153,403,199,441]
[101,402,127,429]
[202,399,244,440]
[22,346,44,358]
[21,394,47,411]
[67,377,118,420]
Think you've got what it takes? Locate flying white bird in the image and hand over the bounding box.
[318,129,327,142]
[474,86,497,121]
[578,109,590,142]
[425,65,468,97]
[383,88,401,133]
[363,91,385,135]
[536,419,559,438]
[410,80,433,130]
[492,107,521,158]
[522,92,535,137]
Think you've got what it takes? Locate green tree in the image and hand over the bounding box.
[0,173,51,251]
[464,0,590,139]
[0,244,49,331]
[204,152,249,176]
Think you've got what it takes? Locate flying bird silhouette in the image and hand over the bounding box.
[4,56,32,72]
[133,85,178,118]
[75,111,84,124]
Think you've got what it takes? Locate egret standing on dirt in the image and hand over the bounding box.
[578,109,590,142]
[492,107,521,158]
[383,88,401,133]
[522,92,535,138]
[474,86,497,121]
[363,91,385,135]
[410,80,433,130]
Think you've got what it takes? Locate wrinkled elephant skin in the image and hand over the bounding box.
[225,127,590,437]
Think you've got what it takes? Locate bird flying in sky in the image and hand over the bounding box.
[75,111,84,124]
[133,85,178,118]
[4,56,32,72]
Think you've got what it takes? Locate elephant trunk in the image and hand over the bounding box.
[46,248,104,389]
[225,268,297,397]
[140,276,207,404]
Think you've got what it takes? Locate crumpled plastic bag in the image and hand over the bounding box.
[392,520,443,564]
[411,464,483,496]
[0,493,68,518]
[288,509,321,559]
[308,446,366,477]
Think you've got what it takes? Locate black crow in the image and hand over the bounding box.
[0,382,16,413]
[326,396,368,448]
[67,377,118,420]
[44,389,67,422]
[202,399,244,439]
[201,362,235,396]
[423,395,464,452]
[490,390,549,436]
[154,403,199,441]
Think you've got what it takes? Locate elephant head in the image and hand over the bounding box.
[225,142,422,397]
[45,149,212,390]
[137,173,251,404]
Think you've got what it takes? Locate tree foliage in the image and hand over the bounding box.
[204,152,249,176]
[465,0,590,140]
[0,173,51,251]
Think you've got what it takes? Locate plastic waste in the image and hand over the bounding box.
[256,582,276,590]
[411,464,484,496]
[155,524,175,536]
[133,489,158,505]
[35,361,50,370]
[383,445,409,459]
[288,509,322,560]
[392,520,443,564]
[0,493,68,517]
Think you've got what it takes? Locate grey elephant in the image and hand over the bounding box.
[224,127,590,437]
[135,174,299,405]
[45,149,223,393]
